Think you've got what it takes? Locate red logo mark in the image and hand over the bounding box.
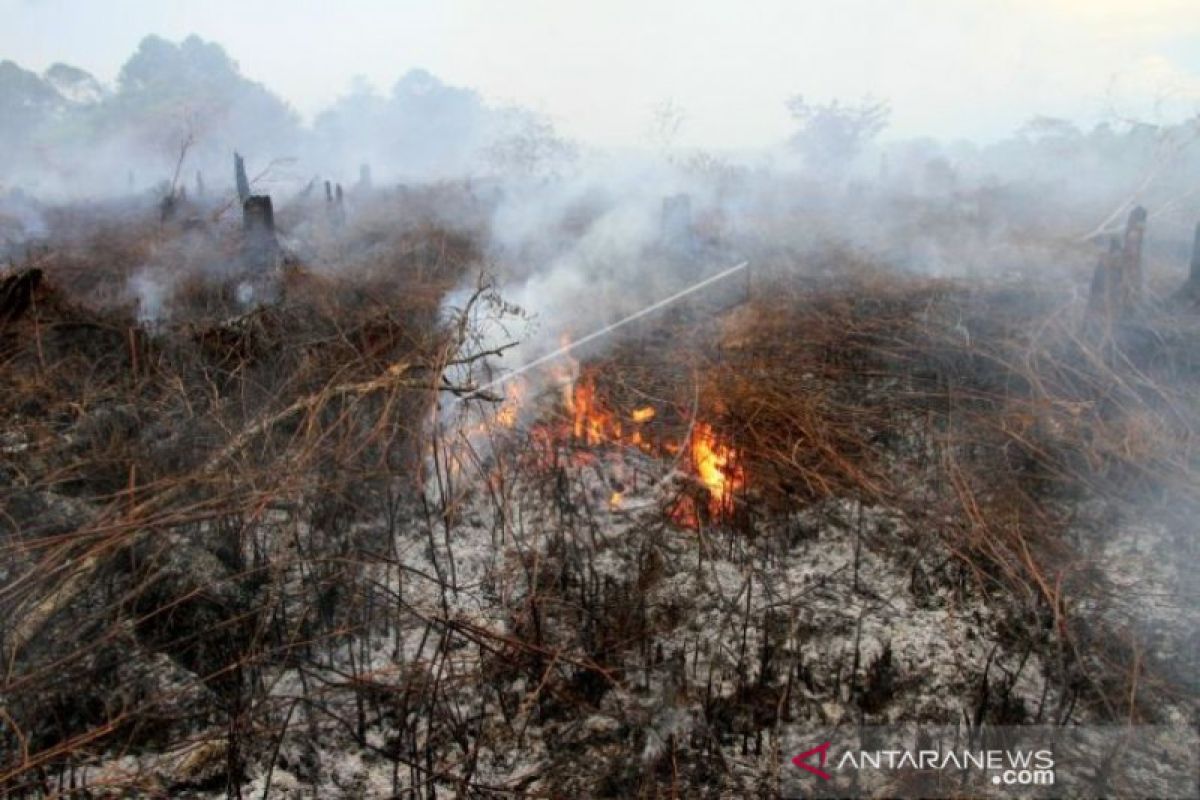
[792,741,832,780]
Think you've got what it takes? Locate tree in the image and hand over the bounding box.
[786,95,890,175]
[105,35,301,177]
[485,108,577,181]
[312,69,497,179]
[0,60,67,151]
[647,98,687,159]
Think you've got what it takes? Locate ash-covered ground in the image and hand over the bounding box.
[2,177,1198,800]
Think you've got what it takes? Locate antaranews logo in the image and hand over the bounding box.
[791,741,832,780]
[789,740,1054,789]
[785,725,1199,799]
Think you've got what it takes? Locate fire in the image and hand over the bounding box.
[570,374,626,445]
[563,370,742,522]
[495,380,524,428]
[572,376,597,441]
[457,355,744,527]
[631,406,656,423]
[495,405,518,428]
[690,422,742,514]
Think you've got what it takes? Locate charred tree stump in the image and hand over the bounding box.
[159,191,178,223]
[241,195,280,274]
[1088,206,1147,322]
[333,183,346,228]
[1120,205,1147,307]
[1173,221,1200,307]
[324,180,347,228]
[237,194,282,306]
[1188,221,1200,289]
[234,151,250,203]
[160,186,187,223]
[0,268,42,325]
[661,193,693,249]
[1088,237,1122,320]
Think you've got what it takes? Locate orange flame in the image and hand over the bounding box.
[495,381,524,428]
[689,422,743,517]
[473,358,744,526]
[631,406,656,423]
[571,374,624,446]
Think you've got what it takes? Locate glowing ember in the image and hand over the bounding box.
[495,381,524,428]
[631,406,656,423]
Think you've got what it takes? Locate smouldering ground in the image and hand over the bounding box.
[2,200,1198,797]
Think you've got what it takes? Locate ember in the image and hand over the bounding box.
[631,406,656,423]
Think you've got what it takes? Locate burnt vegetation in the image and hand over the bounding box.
[1,188,1198,797]
[0,32,1199,800]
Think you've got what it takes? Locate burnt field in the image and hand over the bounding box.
[0,176,1198,798]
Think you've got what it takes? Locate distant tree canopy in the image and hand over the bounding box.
[103,35,302,163]
[312,68,501,178]
[4,34,1193,205]
[786,95,891,174]
[0,35,582,193]
[0,60,67,150]
[0,35,309,193]
[485,108,578,180]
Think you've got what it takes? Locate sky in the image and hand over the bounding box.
[3,0,1199,150]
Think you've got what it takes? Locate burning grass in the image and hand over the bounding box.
[1,215,1198,796]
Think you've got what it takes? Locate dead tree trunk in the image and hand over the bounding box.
[1120,205,1147,309]
[1190,221,1200,286]
[333,183,346,228]
[241,195,280,274]
[1088,237,1121,322]
[1174,221,1200,306]
[1190,221,1200,288]
[234,152,250,203]
[661,193,693,249]
[0,268,42,325]
[159,192,179,223]
[1088,206,1147,322]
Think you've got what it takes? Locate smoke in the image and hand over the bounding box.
[6,27,1200,730]
[4,32,1200,352]
[129,269,168,325]
[0,189,47,255]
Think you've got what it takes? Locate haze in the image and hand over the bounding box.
[4,0,1199,149]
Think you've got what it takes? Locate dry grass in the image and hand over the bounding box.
[1,205,1197,796]
[0,201,485,796]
